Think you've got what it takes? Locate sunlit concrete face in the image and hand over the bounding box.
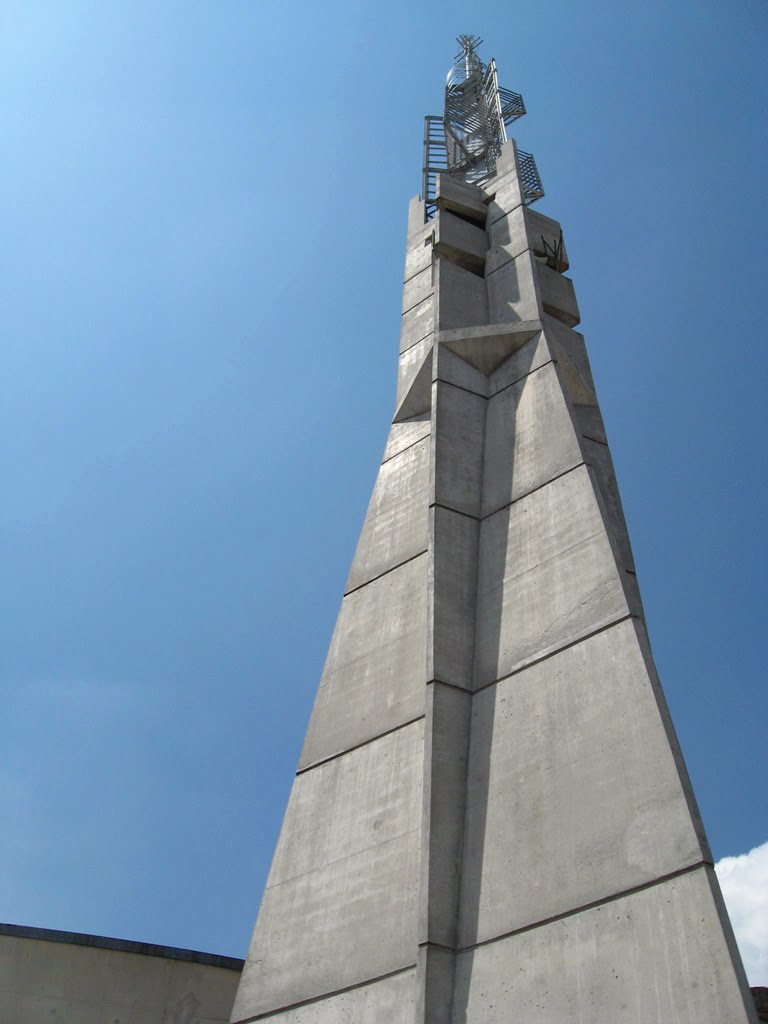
[232,141,756,1023]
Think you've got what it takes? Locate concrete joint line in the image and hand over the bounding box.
[430,501,480,523]
[488,357,555,400]
[582,433,609,447]
[472,613,638,695]
[343,549,428,598]
[436,376,487,400]
[400,326,434,356]
[418,939,456,953]
[263,828,422,893]
[426,676,473,695]
[485,245,534,279]
[455,860,709,956]
[480,459,585,523]
[381,432,431,465]
[295,714,426,776]
[234,963,418,1023]
[402,290,435,319]
[485,202,525,232]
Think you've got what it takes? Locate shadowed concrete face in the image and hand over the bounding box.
[232,141,756,1024]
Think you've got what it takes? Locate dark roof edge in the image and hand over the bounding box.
[0,923,244,971]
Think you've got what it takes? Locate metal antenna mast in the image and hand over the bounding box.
[422,35,542,218]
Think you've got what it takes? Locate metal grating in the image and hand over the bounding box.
[517,149,545,206]
[421,37,542,219]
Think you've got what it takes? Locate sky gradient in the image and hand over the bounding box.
[1,0,766,975]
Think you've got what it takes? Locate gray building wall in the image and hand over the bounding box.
[0,924,242,1024]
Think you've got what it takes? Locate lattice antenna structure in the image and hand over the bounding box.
[422,36,541,218]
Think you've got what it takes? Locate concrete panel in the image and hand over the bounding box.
[404,217,436,282]
[538,262,580,327]
[417,945,457,1024]
[301,554,427,769]
[420,683,472,947]
[584,436,636,572]
[403,264,434,314]
[434,210,487,268]
[439,322,542,377]
[433,382,486,517]
[429,508,478,689]
[237,724,423,1019]
[486,331,550,396]
[383,414,431,463]
[0,932,240,1024]
[543,315,596,393]
[346,436,429,593]
[482,360,584,517]
[485,164,525,227]
[400,297,434,354]
[396,334,433,409]
[459,618,707,947]
[436,259,489,330]
[245,969,417,1023]
[434,344,488,397]
[436,175,487,222]
[573,404,607,444]
[453,867,756,1024]
[486,206,568,276]
[486,250,542,325]
[474,465,634,685]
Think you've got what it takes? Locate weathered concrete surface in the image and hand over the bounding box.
[235,723,423,1020]
[428,507,478,689]
[345,436,429,593]
[400,297,434,354]
[248,970,417,1023]
[538,261,580,326]
[234,136,753,1023]
[453,867,756,1024]
[301,553,426,769]
[474,465,636,685]
[432,380,485,517]
[459,617,707,947]
[486,204,569,276]
[382,413,431,463]
[482,357,583,516]
[487,249,541,324]
[0,927,241,1024]
[436,259,489,330]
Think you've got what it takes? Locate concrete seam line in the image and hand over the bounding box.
[400,328,434,356]
[234,963,418,1022]
[435,376,487,400]
[429,501,480,523]
[381,432,431,465]
[488,357,555,400]
[479,459,585,522]
[582,433,609,447]
[426,677,473,695]
[402,290,435,318]
[343,548,428,597]
[472,612,637,695]
[455,860,709,955]
[295,715,427,775]
[484,244,531,279]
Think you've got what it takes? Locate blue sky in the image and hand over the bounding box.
[1,0,766,971]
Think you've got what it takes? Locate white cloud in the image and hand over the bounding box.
[716,840,768,986]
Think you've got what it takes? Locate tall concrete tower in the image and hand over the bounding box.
[232,38,756,1024]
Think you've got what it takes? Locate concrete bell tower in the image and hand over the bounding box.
[231,38,757,1024]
